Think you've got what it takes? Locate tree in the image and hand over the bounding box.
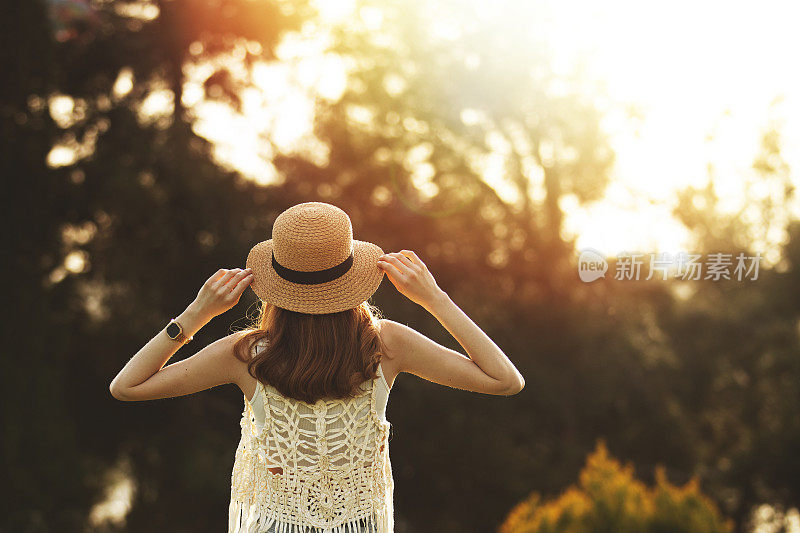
[1,0,312,529]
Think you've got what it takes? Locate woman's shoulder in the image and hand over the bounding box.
[377,319,414,388]
[225,331,261,400]
[377,318,415,355]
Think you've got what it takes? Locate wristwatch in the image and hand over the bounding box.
[165,318,193,344]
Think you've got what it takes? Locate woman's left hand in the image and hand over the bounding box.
[191,268,254,319]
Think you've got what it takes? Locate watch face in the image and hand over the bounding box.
[166,322,181,339]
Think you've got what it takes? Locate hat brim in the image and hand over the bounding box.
[245,239,385,314]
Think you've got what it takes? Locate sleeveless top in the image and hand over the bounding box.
[229,338,394,533]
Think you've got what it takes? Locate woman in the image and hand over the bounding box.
[109,201,525,532]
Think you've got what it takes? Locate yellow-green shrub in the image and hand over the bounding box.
[499,441,732,533]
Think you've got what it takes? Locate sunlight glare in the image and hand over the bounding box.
[192,100,279,186]
[538,0,800,257]
[187,0,800,260]
[112,67,134,99]
[88,456,136,528]
[48,94,75,127]
[47,145,77,168]
[311,0,356,24]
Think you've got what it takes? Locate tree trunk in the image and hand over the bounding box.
[156,0,185,127]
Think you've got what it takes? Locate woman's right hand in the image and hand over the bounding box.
[377,250,445,310]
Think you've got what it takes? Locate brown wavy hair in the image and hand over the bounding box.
[232,299,388,404]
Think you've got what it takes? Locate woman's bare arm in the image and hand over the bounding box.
[377,250,524,396]
[109,268,253,401]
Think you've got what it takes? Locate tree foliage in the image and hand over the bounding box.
[500,440,733,533]
[3,0,800,532]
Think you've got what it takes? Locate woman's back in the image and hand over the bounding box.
[247,339,392,429]
[229,339,394,533]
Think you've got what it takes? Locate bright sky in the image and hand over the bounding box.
[545,0,800,264]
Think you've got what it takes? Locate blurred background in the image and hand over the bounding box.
[2,0,800,531]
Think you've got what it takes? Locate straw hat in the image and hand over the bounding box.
[245,202,385,314]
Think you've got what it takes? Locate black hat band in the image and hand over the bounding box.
[272,250,354,285]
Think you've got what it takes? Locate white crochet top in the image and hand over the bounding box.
[229,339,394,532]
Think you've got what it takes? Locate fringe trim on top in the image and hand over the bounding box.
[228,498,390,533]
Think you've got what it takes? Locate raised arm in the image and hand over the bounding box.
[109,267,254,401]
[377,250,524,396]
